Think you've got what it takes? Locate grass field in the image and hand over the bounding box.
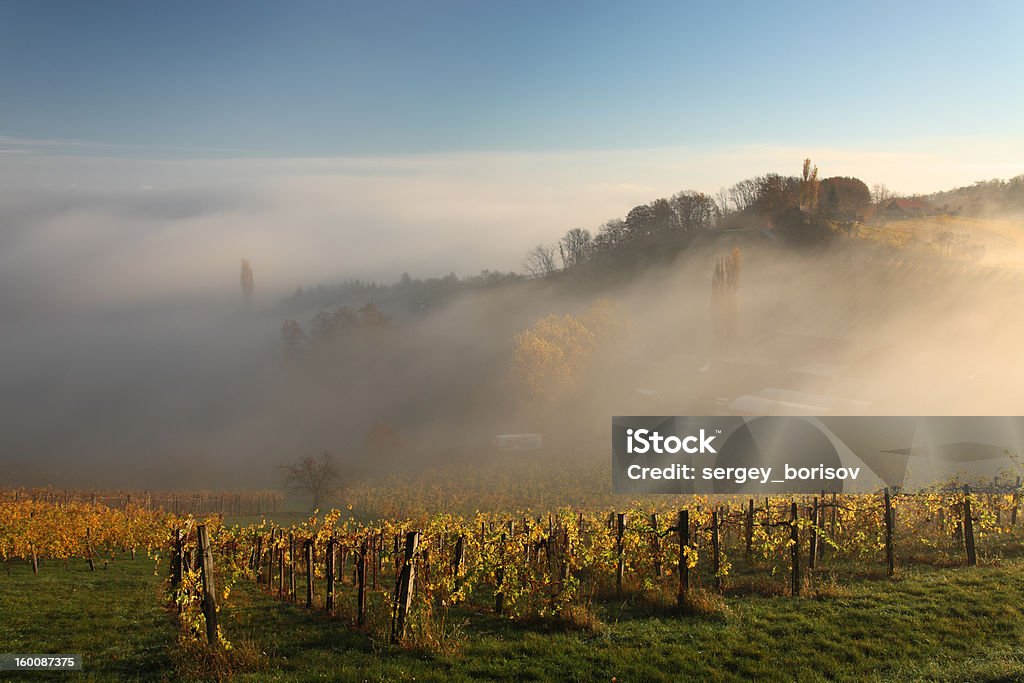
[4,556,1024,682]
[0,558,176,681]
[856,214,1024,267]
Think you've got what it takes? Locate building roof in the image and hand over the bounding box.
[887,198,928,212]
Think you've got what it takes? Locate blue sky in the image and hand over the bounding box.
[2,1,1022,156]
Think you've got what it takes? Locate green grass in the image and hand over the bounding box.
[0,556,176,682]
[4,557,1024,681]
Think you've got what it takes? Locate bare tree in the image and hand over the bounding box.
[558,228,593,268]
[280,451,345,510]
[728,179,759,212]
[671,191,719,232]
[935,231,957,258]
[281,319,307,355]
[711,247,742,346]
[523,244,558,277]
[872,183,894,207]
[714,186,731,217]
[240,258,254,304]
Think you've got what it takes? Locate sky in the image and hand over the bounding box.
[1,0,1023,298]
[2,1,1022,155]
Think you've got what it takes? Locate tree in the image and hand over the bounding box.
[799,158,820,213]
[650,198,679,233]
[671,191,719,232]
[310,306,357,341]
[713,186,731,216]
[871,183,894,207]
[240,258,254,304]
[711,247,742,346]
[772,205,835,245]
[728,179,759,212]
[624,203,657,238]
[310,310,335,340]
[593,218,628,254]
[823,186,840,217]
[358,302,390,327]
[281,319,307,355]
[819,176,871,217]
[280,451,345,510]
[509,299,620,405]
[755,173,801,217]
[935,231,956,257]
[558,228,593,268]
[523,244,558,277]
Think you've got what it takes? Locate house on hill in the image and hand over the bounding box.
[881,198,929,219]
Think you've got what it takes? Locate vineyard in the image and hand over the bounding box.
[3,480,1023,675]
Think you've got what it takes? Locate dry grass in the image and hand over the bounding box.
[855,214,1024,267]
[518,603,606,633]
[676,589,730,619]
[805,576,855,600]
[723,575,789,597]
[171,636,269,682]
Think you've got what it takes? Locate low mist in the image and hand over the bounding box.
[5,236,1024,490]
[3,157,1024,492]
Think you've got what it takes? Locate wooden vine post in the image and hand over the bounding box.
[304,539,314,608]
[883,488,895,577]
[341,542,350,592]
[790,502,800,597]
[829,492,838,542]
[677,509,689,606]
[453,534,465,588]
[373,534,381,590]
[325,537,336,613]
[278,530,285,596]
[85,528,96,572]
[1014,490,1020,527]
[288,532,296,601]
[817,491,827,563]
[171,528,183,592]
[615,512,625,597]
[745,499,754,559]
[253,534,260,583]
[963,485,977,566]
[391,531,420,644]
[267,529,275,589]
[711,510,722,592]
[495,532,507,615]
[649,513,661,579]
[808,497,818,570]
[357,539,368,627]
[196,524,220,647]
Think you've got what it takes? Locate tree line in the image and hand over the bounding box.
[525,160,880,276]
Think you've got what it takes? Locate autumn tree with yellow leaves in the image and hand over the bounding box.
[711,246,742,347]
[510,299,621,405]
